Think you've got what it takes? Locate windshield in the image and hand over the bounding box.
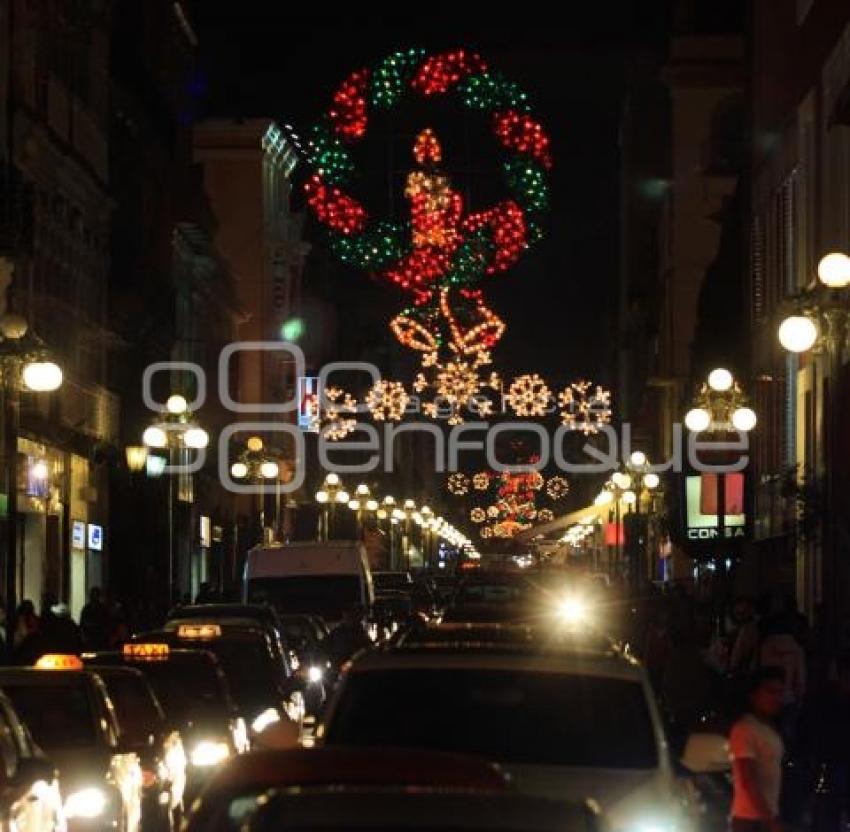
[125,660,230,724]
[3,681,97,750]
[182,641,279,710]
[325,669,658,769]
[373,574,411,593]
[100,674,164,744]
[248,576,362,621]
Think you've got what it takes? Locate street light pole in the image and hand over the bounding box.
[4,380,19,655]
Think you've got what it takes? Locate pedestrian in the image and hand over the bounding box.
[80,587,109,650]
[728,666,786,832]
[759,614,806,745]
[40,594,82,654]
[13,600,39,648]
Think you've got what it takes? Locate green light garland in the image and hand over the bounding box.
[370,48,427,109]
[329,220,409,269]
[504,158,549,213]
[306,120,354,185]
[458,72,530,112]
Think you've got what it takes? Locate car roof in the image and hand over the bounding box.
[396,622,622,651]
[224,790,599,832]
[351,644,644,680]
[82,647,223,668]
[0,668,97,685]
[168,603,277,621]
[138,625,270,644]
[199,748,509,795]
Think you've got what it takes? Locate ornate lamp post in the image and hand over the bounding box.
[624,451,660,588]
[0,311,63,655]
[315,473,348,541]
[141,393,209,605]
[230,436,283,543]
[777,251,850,644]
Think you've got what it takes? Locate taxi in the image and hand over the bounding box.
[0,687,64,832]
[83,664,186,832]
[0,655,143,832]
[133,624,304,739]
[81,645,246,804]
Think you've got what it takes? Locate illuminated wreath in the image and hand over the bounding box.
[303,49,552,358]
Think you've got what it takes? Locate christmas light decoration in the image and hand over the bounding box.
[329,69,370,140]
[506,373,552,417]
[493,111,553,169]
[537,509,554,523]
[458,72,530,112]
[470,507,486,523]
[447,473,470,495]
[480,526,494,539]
[559,381,613,435]
[303,48,552,381]
[472,472,490,490]
[411,49,487,96]
[546,476,570,500]
[371,48,427,108]
[365,380,408,421]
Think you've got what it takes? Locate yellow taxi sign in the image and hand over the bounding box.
[176,623,221,640]
[35,654,83,671]
[123,643,170,661]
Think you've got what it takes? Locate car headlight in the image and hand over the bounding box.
[251,707,281,734]
[64,787,107,819]
[557,596,589,625]
[307,665,323,684]
[190,741,231,767]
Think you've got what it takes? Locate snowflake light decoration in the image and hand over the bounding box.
[472,472,490,490]
[322,386,359,440]
[558,380,613,435]
[447,473,470,495]
[506,373,551,417]
[546,476,570,500]
[365,380,409,421]
[470,507,486,523]
[537,508,554,523]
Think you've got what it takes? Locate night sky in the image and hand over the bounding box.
[188,3,678,385]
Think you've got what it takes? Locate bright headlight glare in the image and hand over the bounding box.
[633,820,677,832]
[190,740,230,767]
[64,787,107,819]
[308,665,323,684]
[557,597,588,624]
[251,708,281,734]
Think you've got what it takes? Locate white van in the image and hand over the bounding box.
[243,540,374,625]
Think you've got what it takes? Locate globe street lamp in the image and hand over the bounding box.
[0,311,63,655]
[316,473,346,541]
[142,394,208,604]
[777,251,850,645]
[230,436,285,543]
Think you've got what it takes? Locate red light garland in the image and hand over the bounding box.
[493,110,553,169]
[304,174,367,235]
[329,69,370,140]
[411,49,488,96]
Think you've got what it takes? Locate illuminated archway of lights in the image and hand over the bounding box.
[446,466,571,539]
[318,374,612,437]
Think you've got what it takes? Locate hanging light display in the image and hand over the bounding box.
[559,381,613,435]
[304,48,553,385]
[546,475,570,500]
[506,373,551,418]
[447,473,470,495]
[365,380,409,421]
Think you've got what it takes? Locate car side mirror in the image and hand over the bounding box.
[681,732,730,774]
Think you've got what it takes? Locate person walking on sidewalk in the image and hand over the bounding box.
[729,667,786,832]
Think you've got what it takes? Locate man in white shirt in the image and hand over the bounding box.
[729,666,786,832]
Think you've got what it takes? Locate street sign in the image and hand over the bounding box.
[87,523,103,551]
[72,520,86,549]
[297,376,320,432]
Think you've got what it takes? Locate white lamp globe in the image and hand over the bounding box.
[260,461,279,479]
[732,407,758,432]
[685,407,712,433]
[644,473,660,489]
[166,394,188,415]
[612,471,632,490]
[366,499,379,512]
[335,490,350,504]
[622,490,637,505]
[707,368,734,392]
[230,462,249,479]
[22,361,62,392]
[778,316,817,353]
[629,450,647,467]
[817,252,850,288]
[594,490,613,507]
[142,425,168,448]
[183,427,209,449]
[348,499,360,510]
[315,490,329,504]
[325,472,340,487]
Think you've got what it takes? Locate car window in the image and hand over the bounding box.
[3,681,97,750]
[325,668,659,768]
[100,674,164,745]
